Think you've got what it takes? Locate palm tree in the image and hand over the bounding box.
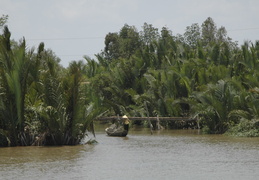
[0,27,32,146]
[190,80,241,133]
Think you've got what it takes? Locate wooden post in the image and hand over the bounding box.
[144,101,153,135]
[117,114,121,125]
[197,116,200,129]
[156,115,161,130]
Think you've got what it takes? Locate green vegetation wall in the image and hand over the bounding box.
[1,15,259,148]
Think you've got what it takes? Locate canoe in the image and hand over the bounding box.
[105,124,128,137]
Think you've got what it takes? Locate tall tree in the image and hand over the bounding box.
[140,22,159,46]
[104,32,120,60]
[184,23,201,48]
[201,17,217,45]
[0,15,8,29]
[119,24,141,58]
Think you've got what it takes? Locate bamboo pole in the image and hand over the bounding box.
[96,116,196,121]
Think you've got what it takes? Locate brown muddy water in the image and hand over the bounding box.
[0,124,259,180]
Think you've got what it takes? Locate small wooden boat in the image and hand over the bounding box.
[105,115,130,137]
[105,124,128,137]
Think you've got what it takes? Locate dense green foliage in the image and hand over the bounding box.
[0,16,104,146]
[96,17,259,136]
[1,16,259,147]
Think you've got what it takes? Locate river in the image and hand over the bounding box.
[0,125,259,180]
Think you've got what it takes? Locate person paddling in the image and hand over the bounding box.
[122,115,130,131]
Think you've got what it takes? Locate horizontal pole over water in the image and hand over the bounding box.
[96,116,196,121]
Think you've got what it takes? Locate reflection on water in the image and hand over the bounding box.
[1,125,259,180]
